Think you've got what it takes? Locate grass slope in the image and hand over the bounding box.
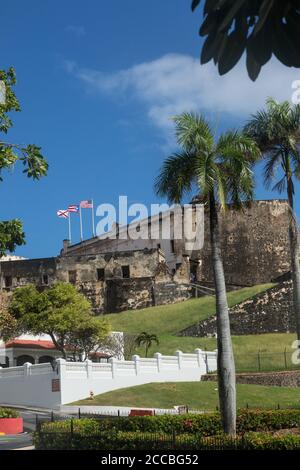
[136,333,298,372]
[106,283,298,371]
[73,382,300,410]
[107,284,274,335]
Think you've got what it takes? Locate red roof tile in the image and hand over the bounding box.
[5,339,56,350]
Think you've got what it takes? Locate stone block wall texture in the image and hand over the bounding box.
[106,278,154,313]
[179,282,295,337]
[193,200,291,287]
[0,249,192,315]
[202,370,300,387]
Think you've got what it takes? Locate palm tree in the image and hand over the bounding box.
[245,99,300,346]
[155,112,260,435]
[135,332,159,357]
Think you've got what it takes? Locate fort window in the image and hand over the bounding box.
[157,243,161,249]
[97,268,105,281]
[42,274,49,285]
[121,265,130,279]
[68,270,77,284]
[4,276,12,288]
[170,240,175,253]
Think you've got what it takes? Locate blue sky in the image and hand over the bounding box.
[1,0,300,259]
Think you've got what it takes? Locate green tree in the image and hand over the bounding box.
[0,308,18,342]
[155,112,260,435]
[66,318,111,362]
[191,1,300,80]
[245,98,300,345]
[135,332,159,358]
[0,67,48,256]
[9,282,110,360]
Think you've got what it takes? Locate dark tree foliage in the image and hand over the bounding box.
[192,0,300,81]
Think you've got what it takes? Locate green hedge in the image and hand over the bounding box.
[0,407,20,419]
[33,409,300,450]
[38,409,300,436]
[34,429,300,451]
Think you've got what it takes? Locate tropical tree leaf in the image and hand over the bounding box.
[192,0,300,80]
[191,0,202,12]
[218,29,247,75]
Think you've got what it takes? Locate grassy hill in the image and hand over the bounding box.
[105,283,298,371]
[107,284,274,335]
[78,284,300,408]
[73,381,300,410]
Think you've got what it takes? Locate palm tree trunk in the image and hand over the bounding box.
[287,178,300,344]
[209,193,236,436]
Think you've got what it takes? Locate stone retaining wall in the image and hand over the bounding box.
[179,282,295,337]
[202,370,300,387]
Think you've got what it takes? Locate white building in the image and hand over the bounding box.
[0,332,124,368]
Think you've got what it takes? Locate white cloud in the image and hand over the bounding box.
[65,53,300,135]
[65,25,86,37]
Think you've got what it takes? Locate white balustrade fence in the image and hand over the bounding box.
[0,349,217,409]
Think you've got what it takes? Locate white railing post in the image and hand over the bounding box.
[23,362,31,377]
[175,350,183,370]
[85,359,93,378]
[109,357,116,378]
[194,348,203,368]
[132,355,140,376]
[56,358,66,380]
[154,352,162,373]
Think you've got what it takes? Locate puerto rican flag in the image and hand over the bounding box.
[68,204,79,213]
[80,200,93,209]
[57,210,69,219]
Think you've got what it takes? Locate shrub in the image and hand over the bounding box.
[34,428,300,451]
[0,407,19,419]
[76,409,300,435]
[33,409,300,450]
[237,409,300,433]
[244,433,300,450]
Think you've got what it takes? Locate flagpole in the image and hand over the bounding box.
[68,214,72,244]
[79,204,83,241]
[91,199,95,237]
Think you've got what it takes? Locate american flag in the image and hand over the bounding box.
[68,204,79,213]
[57,210,69,219]
[80,200,93,209]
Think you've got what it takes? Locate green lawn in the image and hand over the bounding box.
[107,284,274,335]
[104,282,298,372]
[73,381,300,410]
[134,333,298,372]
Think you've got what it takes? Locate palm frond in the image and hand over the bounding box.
[272,176,286,194]
[172,112,214,153]
[217,131,261,163]
[217,131,258,207]
[196,151,217,198]
[263,149,283,189]
[154,152,198,203]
